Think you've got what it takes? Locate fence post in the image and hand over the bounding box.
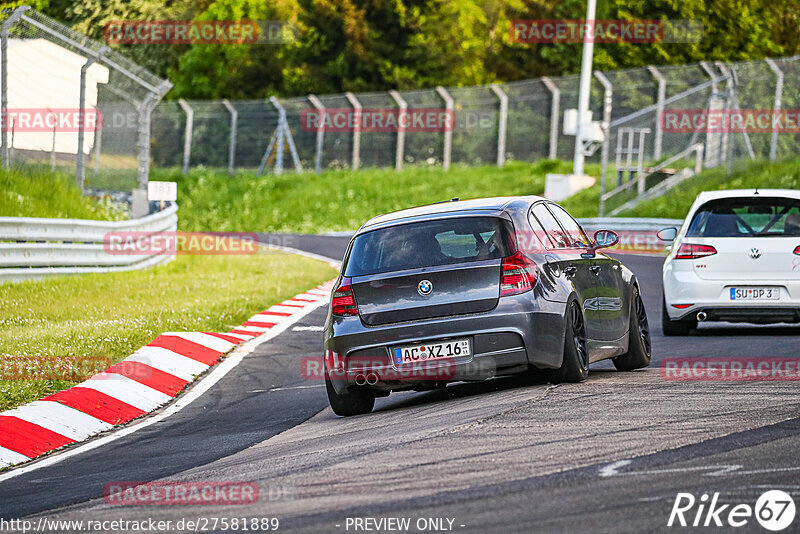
[714,61,732,166]
[93,115,102,174]
[77,47,108,191]
[50,110,57,171]
[269,96,302,173]
[221,99,238,175]
[1,6,29,170]
[308,94,325,173]
[136,88,166,191]
[541,77,560,159]
[345,92,361,170]
[9,116,13,164]
[647,65,665,160]
[594,71,612,216]
[699,61,721,167]
[765,58,783,162]
[490,83,508,167]
[435,86,453,170]
[694,144,704,174]
[178,99,193,175]
[389,90,407,171]
[716,62,755,169]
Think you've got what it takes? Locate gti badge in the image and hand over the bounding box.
[748,247,761,260]
[417,279,433,296]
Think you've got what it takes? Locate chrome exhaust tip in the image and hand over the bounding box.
[696,311,708,322]
[365,373,379,386]
[354,374,367,386]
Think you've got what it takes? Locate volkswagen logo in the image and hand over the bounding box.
[417,279,433,296]
[748,247,761,260]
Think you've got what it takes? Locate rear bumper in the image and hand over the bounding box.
[675,306,800,324]
[663,266,800,322]
[324,292,565,394]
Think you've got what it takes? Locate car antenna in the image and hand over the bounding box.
[754,187,759,195]
[451,197,459,202]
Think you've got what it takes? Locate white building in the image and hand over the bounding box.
[1,38,109,155]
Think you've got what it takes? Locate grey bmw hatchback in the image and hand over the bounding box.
[323,196,651,416]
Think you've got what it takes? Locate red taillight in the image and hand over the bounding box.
[332,277,358,316]
[794,246,800,255]
[500,251,537,297]
[675,243,717,259]
[671,304,693,309]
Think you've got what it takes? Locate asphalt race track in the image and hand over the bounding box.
[1,234,799,533]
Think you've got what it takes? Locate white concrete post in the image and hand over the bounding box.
[389,90,407,171]
[345,92,361,170]
[178,99,193,175]
[647,65,666,160]
[222,99,238,175]
[490,83,508,167]
[435,86,453,170]
[541,77,560,159]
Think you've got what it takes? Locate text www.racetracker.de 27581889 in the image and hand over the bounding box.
[0,516,280,533]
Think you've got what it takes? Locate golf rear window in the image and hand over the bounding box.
[687,197,800,238]
[345,217,514,276]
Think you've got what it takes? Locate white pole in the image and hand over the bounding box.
[573,0,596,176]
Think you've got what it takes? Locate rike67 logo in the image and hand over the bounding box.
[669,490,796,531]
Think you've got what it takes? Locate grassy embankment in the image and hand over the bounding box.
[0,168,337,410]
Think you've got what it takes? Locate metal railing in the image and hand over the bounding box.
[0,203,177,282]
[149,56,800,183]
[0,7,171,193]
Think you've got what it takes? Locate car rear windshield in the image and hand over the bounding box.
[686,197,800,238]
[345,216,514,276]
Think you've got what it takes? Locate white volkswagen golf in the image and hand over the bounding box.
[660,189,800,335]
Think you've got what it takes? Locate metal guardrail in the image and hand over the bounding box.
[577,217,683,232]
[0,204,178,282]
[579,217,683,254]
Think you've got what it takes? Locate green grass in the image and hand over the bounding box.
[0,251,337,410]
[562,157,800,219]
[0,166,125,220]
[162,160,602,233]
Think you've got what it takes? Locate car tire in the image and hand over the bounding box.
[549,300,589,383]
[614,286,651,371]
[661,296,696,336]
[325,373,375,416]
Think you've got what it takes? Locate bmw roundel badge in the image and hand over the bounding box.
[417,279,433,296]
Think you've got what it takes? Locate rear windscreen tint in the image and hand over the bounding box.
[345,217,514,276]
[687,197,800,238]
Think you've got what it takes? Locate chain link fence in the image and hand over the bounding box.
[2,4,798,217]
[0,6,171,198]
[159,56,800,192]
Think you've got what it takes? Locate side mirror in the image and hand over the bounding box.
[657,227,678,241]
[593,229,619,249]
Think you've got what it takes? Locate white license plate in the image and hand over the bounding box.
[729,287,780,300]
[393,339,470,366]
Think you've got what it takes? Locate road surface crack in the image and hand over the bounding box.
[441,384,561,435]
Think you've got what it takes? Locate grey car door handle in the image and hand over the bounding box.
[590,265,601,275]
[563,266,577,276]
